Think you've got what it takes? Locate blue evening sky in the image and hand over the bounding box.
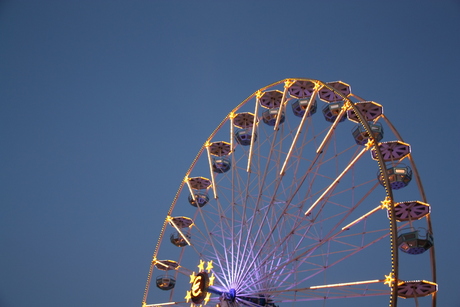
[1,1,459,306]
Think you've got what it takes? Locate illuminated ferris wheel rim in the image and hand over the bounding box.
[143,78,437,307]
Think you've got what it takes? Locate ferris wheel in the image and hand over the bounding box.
[142,79,437,307]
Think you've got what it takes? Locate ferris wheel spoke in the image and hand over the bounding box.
[190,212,229,278]
[316,107,348,155]
[234,121,294,285]
[246,97,260,173]
[305,146,368,216]
[250,214,392,292]
[280,89,320,176]
[208,186,238,281]
[234,179,303,287]
[272,84,290,132]
[244,236,387,296]
[264,278,390,302]
[226,167,380,298]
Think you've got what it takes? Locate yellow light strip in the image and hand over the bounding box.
[273,83,290,131]
[316,106,347,154]
[168,216,192,246]
[305,147,367,216]
[247,95,260,173]
[185,178,196,202]
[280,88,319,176]
[153,260,169,270]
[341,205,382,231]
[145,302,176,307]
[309,279,383,289]
[205,144,218,199]
[229,113,235,154]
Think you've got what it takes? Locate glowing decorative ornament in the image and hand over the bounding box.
[205,260,213,273]
[187,260,216,306]
[189,271,196,283]
[384,272,395,287]
[185,291,192,303]
[204,292,212,305]
[364,138,375,150]
[191,275,203,297]
[208,274,215,286]
[380,197,392,210]
[197,260,205,271]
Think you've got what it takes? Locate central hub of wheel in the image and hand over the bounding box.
[225,288,236,302]
[207,287,237,302]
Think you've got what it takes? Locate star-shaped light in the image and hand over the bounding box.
[185,290,192,303]
[208,273,215,286]
[380,197,392,210]
[284,79,295,88]
[313,81,322,91]
[384,272,395,287]
[197,260,205,272]
[203,292,212,305]
[205,260,213,273]
[189,271,196,283]
[365,138,375,150]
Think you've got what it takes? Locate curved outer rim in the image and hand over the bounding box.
[142,78,436,307]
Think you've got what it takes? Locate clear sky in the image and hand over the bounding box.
[1,1,459,307]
